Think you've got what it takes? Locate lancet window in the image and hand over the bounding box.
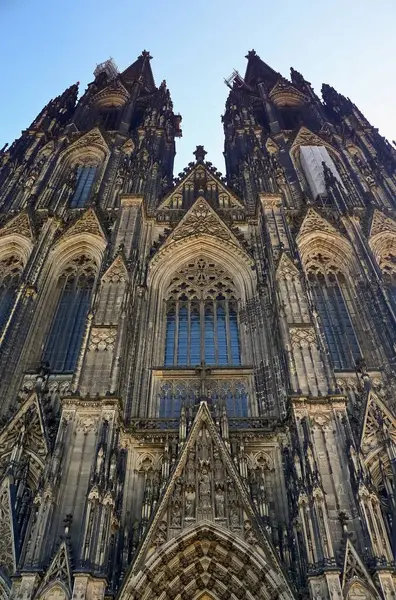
[43,255,96,372]
[307,254,360,369]
[70,165,98,208]
[379,249,396,308]
[0,256,23,332]
[164,258,241,367]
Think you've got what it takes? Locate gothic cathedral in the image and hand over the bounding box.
[0,49,395,600]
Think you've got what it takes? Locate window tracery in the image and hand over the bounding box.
[164,258,241,367]
[306,252,360,369]
[43,255,96,373]
[0,255,23,332]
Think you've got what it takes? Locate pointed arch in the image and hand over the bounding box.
[22,230,104,374]
[297,217,366,369]
[290,127,346,202]
[121,522,294,600]
[42,128,110,210]
[37,581,70,600]
[149,234,256,302]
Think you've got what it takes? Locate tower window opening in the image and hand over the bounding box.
[70,165,98,208]
[43,256,95,372]
[309,271,360,369]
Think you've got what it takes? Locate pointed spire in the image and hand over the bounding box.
[121,50,155,90]
[244,49,280,88]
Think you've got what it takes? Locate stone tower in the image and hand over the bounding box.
[0,49,395,600]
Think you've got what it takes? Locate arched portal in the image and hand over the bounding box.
[120,522,294,600]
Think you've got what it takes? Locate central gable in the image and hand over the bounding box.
[154,197,249,257]
[158,162,244,213]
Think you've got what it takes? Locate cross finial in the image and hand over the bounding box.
[193,145,207,163]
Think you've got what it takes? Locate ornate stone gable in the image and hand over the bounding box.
[102,254,128,284]
[67,126,109,156]
[0,477,16,578]
[276,252,300,280]
[155,198,248,259]
[341,538,376,592]
[297,207,338,240]
[359,390,396,456]
[130,402,289,587]
[56,208,107,243]
[0,392,49,484]
[369,209,396,239]
[158,162,244,212]
[0,210,34,241]
[290,126,334,154]
[36,541,73,596]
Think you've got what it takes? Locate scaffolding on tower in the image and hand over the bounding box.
[94,58,119,81]
[224,70,249,90]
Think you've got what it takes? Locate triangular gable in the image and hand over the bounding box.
[131,402,290,588]
[158,162,244,211]
[0,211,34,241]
[369,209,396,239]
[360,390,396,454]
[297,207,338,239]
[56,208,107,244]
[66,127,109,156]
[102,254,128,284]
[0,476,17,578]
[36,541,73,596]
[121,53,155,91]
[290,126,337,156]
[0,392,48,476]
[276,252,300,280]
[158,197,244,251]
[342,538,376,591]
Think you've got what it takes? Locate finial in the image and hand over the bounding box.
[245,49,257,59]
[141,50,152,60]
[193,145,207,163]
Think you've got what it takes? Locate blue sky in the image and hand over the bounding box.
[1,0,395,174]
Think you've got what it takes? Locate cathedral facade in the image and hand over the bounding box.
[0,49,395,600]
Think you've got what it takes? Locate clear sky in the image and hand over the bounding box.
[1,0,395,174]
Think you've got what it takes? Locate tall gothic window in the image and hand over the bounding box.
[379,252,396,309]
[308,266,360,369]
[0,256,23,332]
[164,259,241,367]
[70,165,98,208]
[43,256,95,372]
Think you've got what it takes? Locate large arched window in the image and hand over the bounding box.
[307,255,360,370]
[0,255,23,333]
[70,165,98,208]
[43,255,96,372]
[164,258,241,367]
